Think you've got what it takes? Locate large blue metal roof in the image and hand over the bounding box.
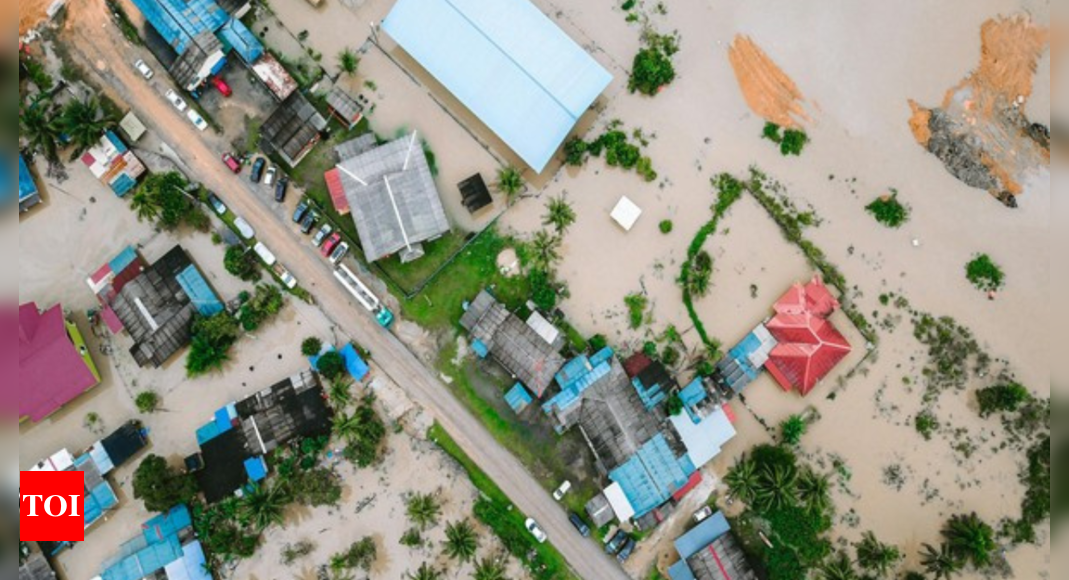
[175,265,224,317]
[382,0,613,172]
[673,511,731,560]
[609,434,696,518]
[218,19,264,63]
[131,0,229,56]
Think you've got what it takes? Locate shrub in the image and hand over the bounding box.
[316,351,346,381]
[622,0,637,10]
[282,540,315,565]
[780,129,809,156]
[400,528,423,547]
[659,220,673,234]
[528,269,557,312]
[665,393,684,416]
[563,137,589,167]
[333,537,377,572]
[238,284,285,332]
[914,411,940,441]
[338,398,386,468]
[781,415,807,446]
[976,382,1030,417]
[965,254,1005,292]
[762,122,783,143]
[135,391,160,414]
[187,313,240,377]
[132,455,198,512]
[589,334,608,352]
[624,293,648,329]
[224,246,261,282]
[661,346,680,366]
[865,192,911,228]
[629,33,679,96]
[291,468,342,507]
[301,337,323,357]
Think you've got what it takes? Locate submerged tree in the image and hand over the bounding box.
[920,543,962,580]
[338,48,360,77]
[942,513,996,568]
[494,166,525,203]
[725,456,760,504]
[542,195,577,234]
[855,531,902,576]
[406,493,442,531]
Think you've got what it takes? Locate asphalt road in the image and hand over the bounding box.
[64,2,629,579]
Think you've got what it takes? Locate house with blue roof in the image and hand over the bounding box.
[99,505,212,580]
[714,324,778,396]
[19,155,43,213]
[667,512,757,580]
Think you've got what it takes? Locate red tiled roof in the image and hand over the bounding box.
[324,169,350,215]
[764,276,850,396]
[19,303,99,422]
[623,352,653,378]
[773,275,839,318]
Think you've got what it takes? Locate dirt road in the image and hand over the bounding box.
[58,1,627,579]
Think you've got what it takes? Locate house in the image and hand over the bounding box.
[542,347,621,432]
[325,86,365,130]
[327,132,450,263]
[98,505,211,580]
[190,371,332,503]
[668,512,757,580]
[87,246,223,368]
[460,290,567,398]
[79,131,146,197]
[260,92,328,167]
[381,0,612,172]
[764,276,852,396]
[19,155,42,212]
[713,324,777,396]
[19,302,101,422]
[458,173,493,214]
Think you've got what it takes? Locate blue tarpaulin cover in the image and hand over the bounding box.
[244,456,267,482]
[108,246,139,277]
[175,265,224,316]
[505,383,533,413]
[130,0,229,56]
[218,18,264,63]
[471,339,489,359]
[18,155,38,202]
[609,434,696,518]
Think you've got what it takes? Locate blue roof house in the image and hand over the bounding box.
[100,505,212,580]
[667,511,758,580]
[19,155,43,213]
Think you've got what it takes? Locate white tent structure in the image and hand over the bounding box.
[611,196,643,231]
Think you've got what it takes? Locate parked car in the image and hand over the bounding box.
[605,530,629,555]
[206,192,227,216]
[221,153,242,174]
[693,506,714,524]
[300,210,317,234]
[553,481,572,501]
[524,518,548,544]
[263,166,278,187]
[274,176,289,202]
[616,537,637,563]
[233,217,255,240]
[321,233,342,258]
[568,513,590,538]
[329,241,350,265]
[312,224,333,246]
[186,109,208,131]
[292,200,309,223]
[210,76,232,97]
[250,158,266,183]
[134,59,154,80]
[273,264,298,289]
[165,89,187,112]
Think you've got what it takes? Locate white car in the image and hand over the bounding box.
[329,242,350,266]
[165,89,188,112]
[273,264,298,289]
[186,110,208,131]
[525,518,548,544]
[263,166,277,187]
[552,481,571,501]
[134,59,154,80]
[233,217,256,240]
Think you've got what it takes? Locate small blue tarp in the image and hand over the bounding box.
[310,344,370,381]
[505,383,533,413]
[244,456,267,482]
[108,246,139,276]
[471,339,489,359]
[218,18,264,63]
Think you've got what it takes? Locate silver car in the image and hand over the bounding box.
[134,59,154,80]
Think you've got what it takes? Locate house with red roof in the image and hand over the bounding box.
[19,303,102,423]
[763,276,852,396]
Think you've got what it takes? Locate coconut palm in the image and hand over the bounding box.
[528,230,562,272]
[795,468,832,515]
[332,411,363,443]
[542,195,576,234]
[724,456,760,504]
[494,166,524,203]
[338,48,360,77]
[819,552,858,580]
[409,562,441,580]
[129,187,162,222]
[755,463,797,511]
[473,556,508,580]
[942,513,996,568]
[58,97,115,159]
[855,531,901,576]
[406,493,441,531]
[443,520,478,563]
[920,543,962,580]
[20,99,62,163]
[780,414,807,445]
[239,482,290,530]
[329,378,354,410]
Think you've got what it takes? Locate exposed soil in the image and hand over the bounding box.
[908,15,1050,206]
[19,0,54,36]
[727,35,810,129]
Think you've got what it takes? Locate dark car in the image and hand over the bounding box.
[300,210,317,234]
[250,158,266,183]
[274,176,289,202]
[605,530,628,555]
[616,537,636,562]
[568,513,590,538]
[206,192,227,216]
[292,200,309,224]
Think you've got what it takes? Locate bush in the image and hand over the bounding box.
[400,528,423,547]
[629,34,678,96]
[624,293,648,329]
[301,337,323,357]
[291,468,342,507]
[187,313,241,377]
[780,129,809,156]
[528,269,557,312]
[661,346,680,366]
[781,415,807,446]
[589,334,608,352]
[237,284,285,332]
[316,351,346,381]
[333,537,377,572]
[762,122,783,143]
[659,220,673,234]
[563,137,589,167]
[224,246,261,282]
[339,399,386,468]
[135,391,160,414]
[915,411,940,441]
[132,455,198,512]
[965,254,1005,292]
[976,382,1030,417]
[665,393,684,416]
[865,192,910,228]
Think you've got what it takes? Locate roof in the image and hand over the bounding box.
[19,303,100,422]
[174,265,225,316]
[19,552,56,580]
[325,169,350,214]
[584,492,616,528]
[603,481,635,523]
[119,112,147,142]
[674,512,732,560]
[339,343,370,381]
[505,383,534,413]
[251,52,298,100]
[715,325,777,394]
[669,404,736,468]
[168,32,227,90]
[542,349,620,431]
[97,420,149,468]
[260,92,328,167]
[130,0,228,56]
[459,173,493,214]
[325,86,364,127]
[217,18,263,63]
[577,362,665,472]
[765,286,851,396]
[608,433,696,518]
[773,275,840,318]
[334,133,450,263]
[100,506,203,580]
[382,0,612,172]
[611,196,643,231]
[19,155,39,202]
[623,352,653,378]
[671,513,757,580]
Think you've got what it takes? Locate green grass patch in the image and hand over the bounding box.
[376,231,468,293]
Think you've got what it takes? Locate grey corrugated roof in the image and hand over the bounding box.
[335,134,378,163]
[168,32,222,89]
[577,368,665,473]
[335,133,449,262]
[260,92,328,167]
[19,553,56,580]
[325,86,364,126]
[685,533,757,580]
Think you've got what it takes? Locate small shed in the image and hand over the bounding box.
[458,173,493,214]
[504,383,533,414]
[611,196,642,231]
[119,112,147,142]
[325,86,364,130]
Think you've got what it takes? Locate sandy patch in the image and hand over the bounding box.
[727,36,810,129]
[19,0,53,36]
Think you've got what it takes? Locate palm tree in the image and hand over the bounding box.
[542,195,576,234]
[795,468,831,515]
[473,556,508,580]
[494,166,524,203]
[332,411,363,443]
[942,513,996,568]
[409,562,441,580]
[129,187,162,222]
[724,456,760,504]
[855,531,901,576]
[20,98,62,164]
[240,483,290,530]
[406,493,441,531]
[755,463,797,511]
[920,543,962,580]
[443,520,478,563]
[329,378,354,410]
[529,230,562,272]
[819,552,858,580]
[58,97,115,159]
[780,414,807,445]
[338,48,360,77]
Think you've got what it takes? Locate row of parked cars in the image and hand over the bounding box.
[293,201,350,265]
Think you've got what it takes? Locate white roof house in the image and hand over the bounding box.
[611,196,643,231]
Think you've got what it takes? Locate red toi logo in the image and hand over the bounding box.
[20,471,86,542]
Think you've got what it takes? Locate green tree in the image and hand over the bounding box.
[130,186,162,222]
[301,337,323,357]
[186,313,241,377]
[443,520,478,563]
[240,482,291,530]
[659,220,674,234]
[332,537,377,572]
[23,58,54,91]
[494,166,525,203]
[781,415,808,446]
[623,292,648,329]
[237,284,285,332]
[529,230,562,272]
[756,463,798,512]
[780,129,809,156]
[135,391,160,414]
[542,195,577,234]
[629,44,676,95]
[795,468,831,515]
[976,382,1030,417]
[855,531,901,576]
[338,48,360,77]
[865,192,910,228]
[473,556,508,580]
[132,455,198,512]
[317,350,347,381]
[563,138,588,166]
[135,172,195,230]
[410,563,441,580]
[328,378,354,409]
[290,468,342,507]
[820,552,859,580]
[20,99,62,164]
[58,97,116,159]
[406,493,441,531]
[725,457,760,504]
[920,543,961,580]
[682,251,713,297]
[338,399,386,467]
[965,254,1005,292]
[224,246,262,282]
[528,269,558,312]
[942,513,996,568]
[664,392,684,416]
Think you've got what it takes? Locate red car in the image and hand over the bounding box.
[222,153,241,174]
[321,233,342,258]
[210,76,232,97]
